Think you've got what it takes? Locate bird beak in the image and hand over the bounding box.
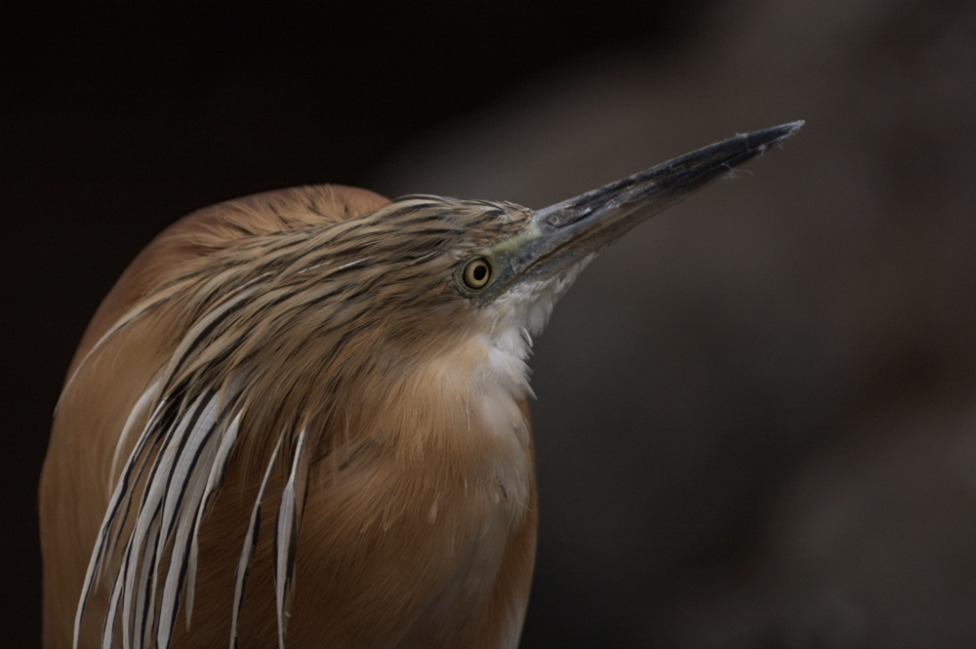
[493,121,803,292]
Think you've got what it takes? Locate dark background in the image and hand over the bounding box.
[5,1,976,647]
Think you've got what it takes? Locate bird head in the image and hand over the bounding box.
[316,121,807,368]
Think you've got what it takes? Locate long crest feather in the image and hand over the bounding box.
[274,427,310,649]
[184,411,242,629]
[232,435,284,649]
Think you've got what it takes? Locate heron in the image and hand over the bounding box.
[39,121,802,649]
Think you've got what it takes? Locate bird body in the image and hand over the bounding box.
[41,185,537,649]
[39,123,801,649]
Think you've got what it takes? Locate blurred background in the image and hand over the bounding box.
[4,1,976,647]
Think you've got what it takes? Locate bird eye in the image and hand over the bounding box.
[461,257,492,290]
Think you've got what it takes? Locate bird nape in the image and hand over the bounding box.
[39,121,802,649]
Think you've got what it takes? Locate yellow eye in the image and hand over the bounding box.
[461,257,492,290]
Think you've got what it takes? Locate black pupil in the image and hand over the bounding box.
[472,264,487,281]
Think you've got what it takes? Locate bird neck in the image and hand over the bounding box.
[342,328,534,485]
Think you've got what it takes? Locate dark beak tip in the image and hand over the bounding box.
[750,120,805,152]
[532,119,805,232]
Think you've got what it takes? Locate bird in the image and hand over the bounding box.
[39,121,802,649]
